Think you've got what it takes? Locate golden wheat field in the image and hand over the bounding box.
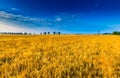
[0,35,120,78]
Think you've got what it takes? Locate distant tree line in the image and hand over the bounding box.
[102,33,112,35]
[103,31,120,35]
[2,31,120,35]
[0,32,61,35]
[0,32,31,35]
[112,31,120,35]
[40,32,61,35]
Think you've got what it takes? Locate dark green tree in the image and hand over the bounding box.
[112,31,120,35]
[44,32,47,35]
[48,32,50,35]
[53,32,56,35]
[58,32,61,35]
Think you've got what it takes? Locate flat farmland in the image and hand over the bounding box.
[0,35,120,78]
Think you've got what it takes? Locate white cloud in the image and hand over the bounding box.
[10,8,19,11]
[0,21,58,33]
[56,17,62,22]
[0,22,27,32]
[0,11,59,33]
[0,11,26,20]
[0,10,75,33]
[0,11,46,25]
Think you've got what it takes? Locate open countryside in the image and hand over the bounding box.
[0,35,120,77]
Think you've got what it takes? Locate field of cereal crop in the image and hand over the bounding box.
[0,35,120,78]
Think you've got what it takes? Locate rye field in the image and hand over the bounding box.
[0,35,120,78]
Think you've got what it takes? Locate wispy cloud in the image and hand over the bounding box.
[0,11,47,27]
[55,17,62,22]
[0,10,76,30]
[0,22,28,32]
[0,11,70,28]
[0,21,58,33]
[1,10,89,33]
[10,8,19,11]
[0,11,71,33]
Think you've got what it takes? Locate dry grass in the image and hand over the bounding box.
[0,35,120,78]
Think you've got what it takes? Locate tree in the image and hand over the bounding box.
[24,32,27,35]
[58,32,61,35]
[112,31,120,35]
[48,32,50,35]
[44,32,47,35]
[40,33,42,35]
[53,32,56,35]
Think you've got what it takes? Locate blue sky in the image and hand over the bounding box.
[0,0,120,34]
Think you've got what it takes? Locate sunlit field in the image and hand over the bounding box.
[0,35,120,78]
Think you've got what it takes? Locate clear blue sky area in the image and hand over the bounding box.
[0,0,120,34]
